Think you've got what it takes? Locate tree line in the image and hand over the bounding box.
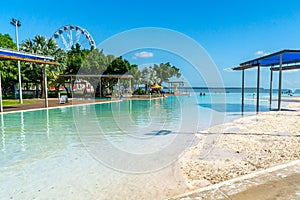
[0,33,181,98]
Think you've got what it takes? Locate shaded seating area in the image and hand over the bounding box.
[59,74,133,98]
[232,49,300,112]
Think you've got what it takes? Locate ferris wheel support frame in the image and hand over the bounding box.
[53,25,96,51]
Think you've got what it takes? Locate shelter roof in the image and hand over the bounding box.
[232,49,300,70]
[0,47,59,65]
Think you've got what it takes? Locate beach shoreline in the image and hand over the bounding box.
[177,101,300,198]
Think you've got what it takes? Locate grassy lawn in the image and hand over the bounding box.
[3,100,37,106]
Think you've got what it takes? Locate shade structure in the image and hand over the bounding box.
[241,50,300,67]
[0,47,59,65]
[59,74,134,97]
[59,74,133,79]
[151,83,162,89]
[232,49,300,112]
[232,49,300,70]
[0,47,59,112]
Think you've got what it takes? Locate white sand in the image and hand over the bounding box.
[179,102,300,189]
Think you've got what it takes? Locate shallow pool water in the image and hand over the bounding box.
[0,93,280,199]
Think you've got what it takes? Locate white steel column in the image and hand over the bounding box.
[278,54,283,111]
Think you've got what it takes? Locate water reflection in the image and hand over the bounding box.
[46,109,50,138]
[20,112,26,152]
[75,96,200,173]
[1,114,5,152]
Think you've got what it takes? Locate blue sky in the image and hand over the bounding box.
[1,0,300,88]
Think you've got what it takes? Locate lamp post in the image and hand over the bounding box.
[10,18,23,104]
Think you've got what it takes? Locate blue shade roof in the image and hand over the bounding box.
[233,49,300,70]
[0,47,59,65]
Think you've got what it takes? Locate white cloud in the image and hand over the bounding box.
[255,50,269,56]
[255,50,264,56]
[133,51,154,59]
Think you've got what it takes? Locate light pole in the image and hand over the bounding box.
[10,18,23,104]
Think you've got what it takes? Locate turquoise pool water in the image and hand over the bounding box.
[0,94,277,168]
[0,93,284,198]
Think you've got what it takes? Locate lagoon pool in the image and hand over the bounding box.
[0,93,280,199]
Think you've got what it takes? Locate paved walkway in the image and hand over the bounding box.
[2,96,164,113]
[170,160,300,200]
[2,98,113,113]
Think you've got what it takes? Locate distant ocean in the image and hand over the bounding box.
[163,87,300,95]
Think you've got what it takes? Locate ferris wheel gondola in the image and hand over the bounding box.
[53,25,96,51]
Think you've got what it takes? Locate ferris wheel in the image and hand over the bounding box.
[53,25,96,51]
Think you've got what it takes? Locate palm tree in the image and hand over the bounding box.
[0,33,19,97]
[21,35,66,98]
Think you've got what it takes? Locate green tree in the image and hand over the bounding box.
[0,33,17,49]
[79,54,136,97]
[79,49,113,97]
[21,35,66,98]
[55,43,90,96]
[0,33,18,98]
[66,43,90,75]
[102,56,137,96]
[128,64,141,91]
[81,48,108,74]
[153,62,181,84]
[140,66,160,93]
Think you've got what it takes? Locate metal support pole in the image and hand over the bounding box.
[46,109,50,138]
[256,63,260,113]
[17,60,22,104]
[269,66,273,109]
[1,114,4,151]
[70,76,73,98]
[118,78,120,96]
[15,22,23,104]
[241,69,245,113]
[44,65,48,108]
[100,77,102,97]
[278,54,283,111]
[129,78,132,94]
[0,72,3,112]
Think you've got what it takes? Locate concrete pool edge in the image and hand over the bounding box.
[0,99,120,114]
[0,96,165,115]
[169,159,300,199]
